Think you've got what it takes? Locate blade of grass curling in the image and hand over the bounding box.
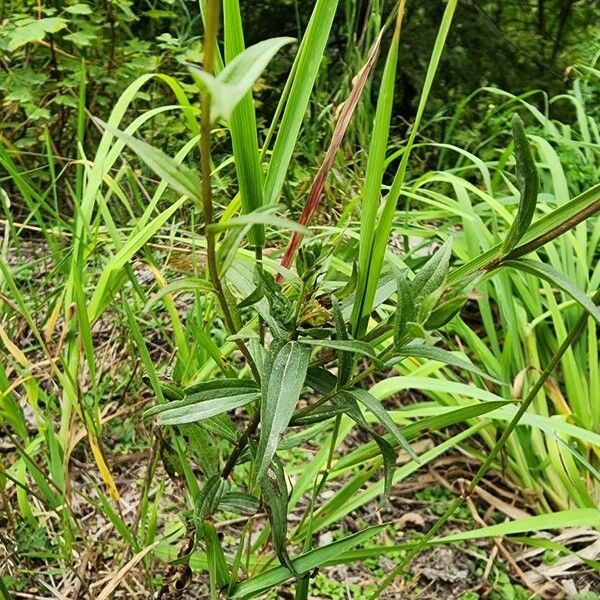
[368,291,600,599]
[263,0,340,206]
[223,0,265,247]
[351,2,405,336]
[278,30,384,276]
[353,0,457,336]
[502,113,540,254]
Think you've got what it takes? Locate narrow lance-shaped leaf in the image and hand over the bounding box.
[260,459,296,573]
[298,338,379,360]
[190,37,295,122]
[145,379,260,426]
[329,393,398,501]
[393,271,415,347]
[94,119,202,204]
[194,476,229,589]
[387,343,501,384]
[255,341,310,483]
[502,259,600,325]
[502,114,540,254]
[219,492,260,517]
[411,238,452,301]
[332,297,353,385]
[344,389,417,460]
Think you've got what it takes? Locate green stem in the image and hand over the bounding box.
[200,0,259,382]
[368,290,600,599]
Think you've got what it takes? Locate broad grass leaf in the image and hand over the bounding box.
[502,114,540,254]
[190,37,294,121]
[263,0,340,206]
[255,341,310,483]
[437,508,600,543]
[223,0,265,245]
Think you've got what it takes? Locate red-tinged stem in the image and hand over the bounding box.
[277,32,384,281]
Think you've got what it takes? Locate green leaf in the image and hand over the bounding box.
[89,195,188,322]
[258,270,295,331]
[230,526,385,598]
[388,343,500,383]
[437,508,600,543]
[344,389,416,460]
[94,119,202,204]
[8,18,67,51]
[411,238,452,301]
[190,37,294,121]
[255,341,310,483]
[263,0,340,206]
[351,18,401,335]
[223,0,266,245]
[144,277,214,312]
[298,338,379,360]
[289,404,349,427]
[424,293,467,329]
[260,460,296,573]
[194,475,226,535]
[145,379,260,426]
[334,401,510,472]
[332,298,352,385]
[393,271,415,346]
[503,259,600,325]
[63,31,96,46]
[207,206,308,234]
[449,183,600,285]
[194,477,229,588]
[219,492,260,516]
[370,432,397,501]
[502,114,540,254]
[65,3,92,14]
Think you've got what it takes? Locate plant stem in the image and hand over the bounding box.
[368,290,600,599]
[221,411,260,479]
[200,0,259,382]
